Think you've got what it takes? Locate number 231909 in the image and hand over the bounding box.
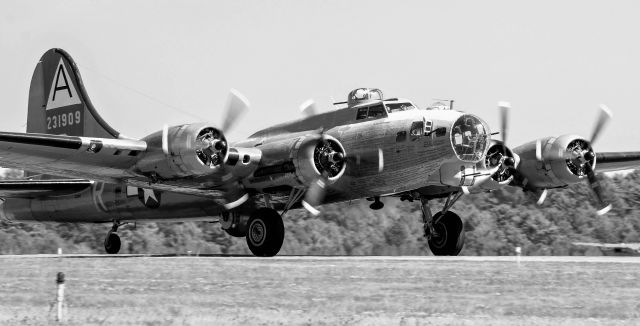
[47,111,81,130]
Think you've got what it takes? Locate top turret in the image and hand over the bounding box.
[347,88,383,108]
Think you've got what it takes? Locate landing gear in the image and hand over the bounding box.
[220,211,248,237]
[104,221,122,254]
[428,211,465,256]
[245,208,285,257]
[368,196,384,210]
[418,192,465,256]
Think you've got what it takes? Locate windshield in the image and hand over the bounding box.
[386,102,416,113]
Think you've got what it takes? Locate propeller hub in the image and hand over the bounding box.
[504,157,515,168]
[584,150,595,162]
[328,152,345,164]
[313,137,346,179]
[214,140,227,151]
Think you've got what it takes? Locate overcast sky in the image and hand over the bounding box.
[2,1,639,151]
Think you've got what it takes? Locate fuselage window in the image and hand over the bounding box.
[410,121,424,140]
[411,121,424,138]
[386,102,416,113]
[367,104,386,118]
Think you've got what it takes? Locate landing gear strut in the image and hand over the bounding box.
[246,208,285,257]
[104,220,123,254]
[417,192,465,256]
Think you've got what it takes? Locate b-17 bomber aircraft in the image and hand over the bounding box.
[1,48,640,256]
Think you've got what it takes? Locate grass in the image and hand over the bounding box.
[0,256,639,325]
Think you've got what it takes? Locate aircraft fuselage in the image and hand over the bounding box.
[2,100,491,223]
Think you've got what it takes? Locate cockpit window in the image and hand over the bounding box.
[356,104,387,120]
[386,102,416,113]
[367,105,385,118]
[356,107,368,120]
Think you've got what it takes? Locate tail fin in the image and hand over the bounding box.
[27,48,120,138]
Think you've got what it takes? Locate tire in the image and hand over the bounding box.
[104,233,121,254]
[245,208,285,257]
[428,211,465,256]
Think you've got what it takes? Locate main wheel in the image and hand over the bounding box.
[428,211,465,256]
[104,232,121,254]
[245,208,284,257]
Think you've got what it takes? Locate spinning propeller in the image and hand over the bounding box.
[298,99,384,215]
[193,89,251,210]
[533,105,613,215]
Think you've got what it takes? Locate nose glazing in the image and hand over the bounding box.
[450,114,490,162]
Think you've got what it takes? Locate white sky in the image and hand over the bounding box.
[2,0,639,151]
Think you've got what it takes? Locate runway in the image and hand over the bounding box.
[3,254,640,264]
[1,254,639,325]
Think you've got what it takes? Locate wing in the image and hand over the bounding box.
[0,131,146,183]
[0,179,93,198]
[0,131,260,205]
[596,152,640,172]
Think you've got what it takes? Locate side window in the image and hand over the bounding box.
[410,121,424,140]
[396,131,407,142]
[367,104,385,118]
[356,107,369,120]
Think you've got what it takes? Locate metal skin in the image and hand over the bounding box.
[2,49,640,256]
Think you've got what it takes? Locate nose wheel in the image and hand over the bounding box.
[418,193,465,256]
[427,211,465,256]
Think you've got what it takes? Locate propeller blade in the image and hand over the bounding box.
[536,189,548,205]
[584,162,612,215]
[162,124,169,155]
[299,99,318,117]
[498,101,510,146]
[345,148,384,173]
[535,139,543,162]
[590,104,612,145]
[222,89,251,132]
[302,176,327,216]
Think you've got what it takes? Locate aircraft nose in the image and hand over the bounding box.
[450,114,490,163]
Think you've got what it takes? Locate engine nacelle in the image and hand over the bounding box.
[513,134,594,189]
[135,123,230,179]
[246,134,346,192]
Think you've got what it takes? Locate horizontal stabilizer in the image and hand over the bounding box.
[0,179,93,198]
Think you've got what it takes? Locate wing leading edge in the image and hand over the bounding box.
[0,131,146,182]
[596,152,640,172]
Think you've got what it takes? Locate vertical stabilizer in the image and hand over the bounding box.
[27,48,120,138]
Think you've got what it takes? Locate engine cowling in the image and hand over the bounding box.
[466,140,520,192]
[246,134,347,192]
[513,134,595,188]
[136,123,230,179]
